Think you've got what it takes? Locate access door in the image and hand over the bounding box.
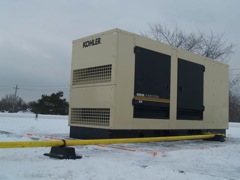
[177,59,205,120]
[133,46,171,119]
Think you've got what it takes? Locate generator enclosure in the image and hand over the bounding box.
[69,29,228,139]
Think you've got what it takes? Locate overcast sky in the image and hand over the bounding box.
[0,0,239,102]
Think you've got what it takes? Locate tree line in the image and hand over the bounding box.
[0,91,68,115]
[0,94,28,113]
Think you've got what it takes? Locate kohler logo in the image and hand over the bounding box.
[83,38,101,48]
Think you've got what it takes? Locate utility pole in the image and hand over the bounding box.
[12,84,19,112]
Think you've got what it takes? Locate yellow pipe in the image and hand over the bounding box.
[0,134,219,148]
[0,140,64,148]
[65,134,216,146]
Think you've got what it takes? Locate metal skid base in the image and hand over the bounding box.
[70,126,226,140]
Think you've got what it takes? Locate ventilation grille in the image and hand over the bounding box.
[71,108,110,127]
[72,64,112,85]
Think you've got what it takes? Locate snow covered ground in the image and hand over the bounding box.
[0,113,239,180]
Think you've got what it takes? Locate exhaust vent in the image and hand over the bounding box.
[72,64,112,85]
[71,108,110,127]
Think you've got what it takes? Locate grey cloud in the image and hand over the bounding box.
[0,0,239,102]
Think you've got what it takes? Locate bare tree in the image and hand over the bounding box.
[0,94,26,112]
[142,24,234,63]
[229,74,240,122]
[229,91,240,122]
[143,24,238,122]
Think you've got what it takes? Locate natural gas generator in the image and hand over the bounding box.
[69,28,228,139]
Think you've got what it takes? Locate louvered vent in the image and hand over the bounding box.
[72,64,112,85]
[71,108,110,127]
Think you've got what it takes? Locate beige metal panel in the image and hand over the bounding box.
[133,33,173,55]
[113,32,135,129]
[71,30,118,85]
[70,86,114,108]
[203,59,229,129]
[72,29,121,43]
[72,38,116,69]
[69,121,111,129]
[175,120,203,129]
[169,48,178,129]
[69,86,115,129]
[132,118,170,129]
[176,47,205,64]
[68,48,74,126]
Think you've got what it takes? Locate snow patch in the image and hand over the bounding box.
[0,113,239,179]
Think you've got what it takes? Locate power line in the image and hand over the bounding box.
[12,85,19,112]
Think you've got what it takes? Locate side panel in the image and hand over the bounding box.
[175,49,228,129]
[70,86,114,128]
[132,34,173,129]
[113,32,135,129]
[203,59,229,129]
